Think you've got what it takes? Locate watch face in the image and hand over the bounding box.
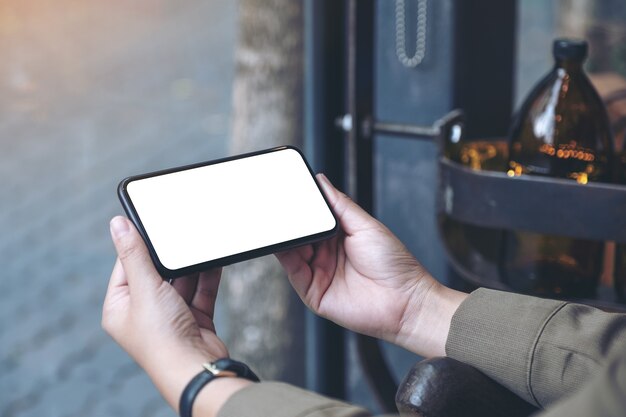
[203,362,237,378]
[209,358,260,382]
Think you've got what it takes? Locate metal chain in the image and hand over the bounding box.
[395,0,427,68]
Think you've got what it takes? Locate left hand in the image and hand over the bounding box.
[102,216,233,413]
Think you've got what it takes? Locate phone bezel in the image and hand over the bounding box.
[117,146,338,280]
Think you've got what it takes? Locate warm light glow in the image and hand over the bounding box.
[507,161,524,176]
[570,172,589,184]
[539,143,595,161]
[460,143,499,170]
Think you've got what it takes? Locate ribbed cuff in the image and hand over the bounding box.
[445,288,567,406]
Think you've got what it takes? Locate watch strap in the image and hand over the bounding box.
[179,358,259,417]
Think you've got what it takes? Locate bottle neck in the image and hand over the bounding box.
[554,58,585,74]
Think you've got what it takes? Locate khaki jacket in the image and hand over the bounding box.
[218,288,626,417]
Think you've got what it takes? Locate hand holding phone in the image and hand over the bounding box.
[118,146,337,279]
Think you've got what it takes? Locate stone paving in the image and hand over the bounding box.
[0,1,236,415]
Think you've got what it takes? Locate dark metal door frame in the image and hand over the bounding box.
[306,0,517,411]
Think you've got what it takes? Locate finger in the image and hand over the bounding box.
[311,237,338,280]
[103,258,129,310]
[275,243,314,267]
[275,246,313,300]
[172,274,199,305]
[275,244,313,273]
[107,258,128,292]
[190,268,222,319]
[102,258,129,332]
[109,216,161,293]
[192,309,216,333]
[316,173,377,236]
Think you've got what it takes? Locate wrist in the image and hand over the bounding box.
[146,349,254,417]
[146,349,216,412]
[191,377,252,417]
[396,280,468,357]
[184,359,258,417]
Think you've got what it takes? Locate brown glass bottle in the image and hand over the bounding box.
[500,39,613,298]
[614,132,626,302]
[440,131,508,281]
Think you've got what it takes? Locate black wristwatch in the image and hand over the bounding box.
[179,358,259,417]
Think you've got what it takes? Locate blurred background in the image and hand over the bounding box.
[1,1,235,416]
[1,0,626,416]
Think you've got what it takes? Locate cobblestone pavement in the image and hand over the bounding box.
[0,1,235,415]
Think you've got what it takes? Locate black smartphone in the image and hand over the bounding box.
[117,146,338,279]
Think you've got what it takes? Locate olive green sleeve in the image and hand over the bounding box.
[446,288,626,408]
[537,351,626,417]
[217,382,374,417]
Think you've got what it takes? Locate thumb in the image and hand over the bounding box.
[316,173,378,236]
[109,216,162,293]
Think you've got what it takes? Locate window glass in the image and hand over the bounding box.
[517,2,626,107]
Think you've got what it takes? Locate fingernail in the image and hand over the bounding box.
[110,216,130,239]
[317,173,332,195]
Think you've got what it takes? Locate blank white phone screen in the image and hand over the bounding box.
[126,148,336,270]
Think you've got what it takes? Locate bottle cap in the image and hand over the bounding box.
[553,38,588,61]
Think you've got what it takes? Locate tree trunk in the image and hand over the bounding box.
[557,0,592,38]
[222,0,305,385]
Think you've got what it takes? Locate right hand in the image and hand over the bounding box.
[276,174,453,355]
